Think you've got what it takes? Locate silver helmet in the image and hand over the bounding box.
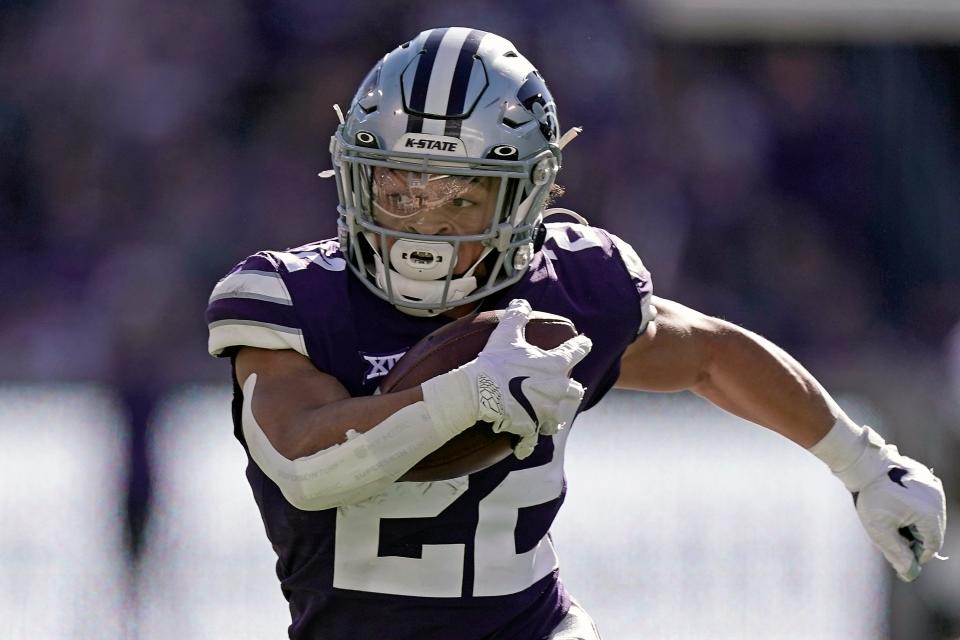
[330,27,563,316]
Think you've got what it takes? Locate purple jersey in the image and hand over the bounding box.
[206,222,652,640]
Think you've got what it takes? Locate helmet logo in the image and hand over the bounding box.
[405,138,458,153]
[517,72,559,143]
[395,133,467,156]
[490,145,518,159]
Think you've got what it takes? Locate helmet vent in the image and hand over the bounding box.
[504,51,518,58]
[502,116,531,129]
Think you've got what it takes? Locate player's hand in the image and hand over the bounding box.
[421,299,591,459]
[828,427,947,581]
[852,449,947,581]
[470,299,592,458]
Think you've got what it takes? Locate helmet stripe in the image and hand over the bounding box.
[420,27,472,135]
[444,29,487,138]
[405,28,449,134]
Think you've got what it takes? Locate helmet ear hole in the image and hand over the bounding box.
[486,145,518,160]
[355,131,379,148]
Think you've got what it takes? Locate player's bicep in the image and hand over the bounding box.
[234,346,350,456]
[615,296,715,392]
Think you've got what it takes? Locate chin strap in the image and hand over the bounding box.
[543,207,590,226]
[532,224,547,252]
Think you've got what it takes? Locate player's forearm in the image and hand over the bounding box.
[241,372,475,510]
[282,386,425,458]
[235,347,431,459]
[693,321,843,448]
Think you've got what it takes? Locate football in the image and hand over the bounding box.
[380,309,578,482]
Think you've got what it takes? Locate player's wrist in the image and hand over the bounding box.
[809,417,893,492]
[421,366,479,437]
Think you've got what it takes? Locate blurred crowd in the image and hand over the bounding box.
[1,0,958,637]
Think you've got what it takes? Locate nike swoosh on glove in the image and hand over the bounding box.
[852,449,947,582]
[813,422,947,582]
[421,299,592,460]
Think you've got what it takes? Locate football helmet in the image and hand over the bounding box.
[330,27,563,316]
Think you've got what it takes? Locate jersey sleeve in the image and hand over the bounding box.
[605,232,654,336]
[205,253,308,357]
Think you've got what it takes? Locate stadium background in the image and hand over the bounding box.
[0,0,958,637]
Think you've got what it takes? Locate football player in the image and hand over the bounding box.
[206,28,947,640]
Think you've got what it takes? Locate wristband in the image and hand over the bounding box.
[420,366,478,436]
[809,417,892,492]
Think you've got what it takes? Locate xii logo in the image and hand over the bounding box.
[360,350,408,382]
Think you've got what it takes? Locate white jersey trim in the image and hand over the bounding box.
[208,270,293,306]
[273,249,346,273]
[543,223,654,336]
[208,320,307,357]
[606,233,654,335]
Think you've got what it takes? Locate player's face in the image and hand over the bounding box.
[370,167,497,274]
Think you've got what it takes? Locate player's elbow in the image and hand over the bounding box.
[248,407,332,460]
[261,423,309,461]
[271,462,388,511]
[273,421,338,461]
[247,425,396,510]
[272,471,337,511]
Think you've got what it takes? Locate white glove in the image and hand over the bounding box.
[422,299,592,459]
[811,419,947,581]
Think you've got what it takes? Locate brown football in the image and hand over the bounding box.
[379,309,578,482]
